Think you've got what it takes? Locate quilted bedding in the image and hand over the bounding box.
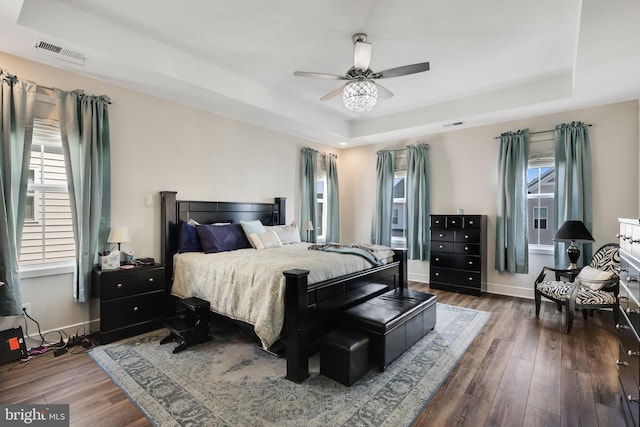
[171,243,374,348]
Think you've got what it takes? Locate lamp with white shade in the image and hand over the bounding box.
[107,226,130,252]
[302,220,314,242]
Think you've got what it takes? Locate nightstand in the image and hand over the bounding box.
[91,264,166,344]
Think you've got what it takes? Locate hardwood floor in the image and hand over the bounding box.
[0,282,629,426]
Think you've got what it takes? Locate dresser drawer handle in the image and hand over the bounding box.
[628,395,640,403]
[133,306,139,312]
[468,221,474,225]
[620,295,628,300]
[435,272,440,276]
[468,261,474,265]
[116,283,123,289]
[468,277,473,281]
[616,359,629,366]
[628,277,639,283]
[629,350,640,358]
[617,323,630,331]
[464,247,469,251]
[464,235,469,239]
[435,257,440,261]
[626,307,639,314]
[148,277,154,283]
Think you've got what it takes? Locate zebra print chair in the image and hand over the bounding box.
[534,243,620,334]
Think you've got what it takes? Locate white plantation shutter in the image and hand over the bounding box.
[19,118,76,264]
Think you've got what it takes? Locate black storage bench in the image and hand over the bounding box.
[160,297,211,353]
[340,288,436,371]
[320,328,369,386]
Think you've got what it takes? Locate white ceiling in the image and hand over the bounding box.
[0,0,639,147]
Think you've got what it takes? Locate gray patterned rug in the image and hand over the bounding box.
[89,303,490,426]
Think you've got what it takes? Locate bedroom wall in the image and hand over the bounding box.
[340,100,640,298]
[0,51,336,338]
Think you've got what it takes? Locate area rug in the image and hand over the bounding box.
[89,303,490,427]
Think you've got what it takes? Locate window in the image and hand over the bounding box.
[19,118,76,265]
[316,176,326,242]
[533,207,548,229]
[391,172,407,247]
[527,165,555,247]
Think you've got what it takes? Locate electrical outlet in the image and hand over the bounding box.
[22,303,31,315]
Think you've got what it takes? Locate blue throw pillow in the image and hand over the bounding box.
[178,220,203,253]
[196,223,252,253]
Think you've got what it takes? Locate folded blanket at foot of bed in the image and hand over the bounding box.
[308,243,395,266]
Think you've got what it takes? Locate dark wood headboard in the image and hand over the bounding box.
[159,191,286,289]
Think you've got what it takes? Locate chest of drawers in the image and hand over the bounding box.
[91,264,166,344]
[429,214,486,296]
[618,218,640,426]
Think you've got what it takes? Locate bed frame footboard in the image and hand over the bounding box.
[283,249,407,383]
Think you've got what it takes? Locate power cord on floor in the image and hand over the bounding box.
[21,307,95,357]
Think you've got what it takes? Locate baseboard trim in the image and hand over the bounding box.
[23,319,95,344]
[408,273,533,300]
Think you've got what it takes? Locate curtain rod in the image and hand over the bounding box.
[376,144,430,154]
[494,123,592,140]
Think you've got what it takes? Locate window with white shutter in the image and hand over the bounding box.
[19,118,76,265]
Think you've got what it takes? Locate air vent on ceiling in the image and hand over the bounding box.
[34,39,85,65]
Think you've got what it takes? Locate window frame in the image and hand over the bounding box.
[527,163,555,254]
[19,117,76,276]
[391,171,407,248]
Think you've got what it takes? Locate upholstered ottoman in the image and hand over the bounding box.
[340,289,436,371]
[320,328,369,386]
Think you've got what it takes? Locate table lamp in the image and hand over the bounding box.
[107,226,130,252]
[554,220,594,269]
[302,220,314,242]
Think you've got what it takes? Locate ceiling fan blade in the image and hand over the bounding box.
[375,83,394,99]
[373,62,430,79]
[353,41,372,70]
[294,71,348,80]
[320,85,345,101]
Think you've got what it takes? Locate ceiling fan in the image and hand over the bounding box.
[293,33,430,112]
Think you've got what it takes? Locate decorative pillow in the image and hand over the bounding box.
[577,265,615,290]
[196,223,251,253]
[265,223,301,245]
[240,220,266,248]
[178,220,202,253]
[249,231,282,250]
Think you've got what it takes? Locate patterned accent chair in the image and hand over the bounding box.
[534,243,620,334]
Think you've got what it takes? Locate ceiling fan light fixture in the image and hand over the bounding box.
[343,80,377,112]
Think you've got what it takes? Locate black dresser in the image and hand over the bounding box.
[91,264,166,344]
[429,214,486,296]
[618,218,640,426]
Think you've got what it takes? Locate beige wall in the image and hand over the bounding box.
[0,52,336,337]
[341,100,640,297]
[1,50,638,338]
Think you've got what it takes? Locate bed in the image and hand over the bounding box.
[160,191,407,383]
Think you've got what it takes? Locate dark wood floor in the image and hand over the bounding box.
[0,282,630,426]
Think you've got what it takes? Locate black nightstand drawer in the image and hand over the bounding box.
[446,216,463,228]
[99,271,136,300]
[135,267,165,293]
[101,292,165,331]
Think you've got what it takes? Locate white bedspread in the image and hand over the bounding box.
[171,243,374,348]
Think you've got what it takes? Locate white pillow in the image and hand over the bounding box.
[240,220,266,248]
[577,266,615,290]
[265,223,301,245]
[249,231,282,250]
